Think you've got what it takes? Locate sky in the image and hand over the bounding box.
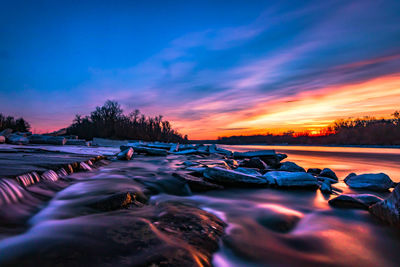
[1,0,400,139]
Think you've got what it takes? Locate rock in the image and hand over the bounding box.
[224,159,239,168]
[196,145,209,154]
[173,149,198,155]
[131,146,168,156]
[169,143,179,152]
[7,134,29,145]
[276,153,288,161]
[183,161,198,167]
[278,161,305,172]
[317,176,338,184]
[117,147,134,160]
[240,157,268,170]
[0,136,5,144]
[233,150,276,159]
[319,168,338,181]
[186,167,207,174]
[87,192,138,211]
[204,167,267,186]
[28,135,66,145]
[344,172,357,183]
[330,194,383,209]
[345,173,395,191]
[235,167,262,176]
[173,173,224,192]
[307,168,322,175]
[0,128,13,138]
[146,143,171,150]
[369,184,400,227]
[65,139,89,146]
[319,180,332,194]
[263,171,318,188]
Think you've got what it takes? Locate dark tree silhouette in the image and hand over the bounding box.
[66,100,186,142]
[0,113,31,132]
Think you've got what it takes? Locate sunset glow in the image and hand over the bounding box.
[1,1,400,139]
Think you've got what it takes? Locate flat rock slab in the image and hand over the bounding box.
[0,146,100,178]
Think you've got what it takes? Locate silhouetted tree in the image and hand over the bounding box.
[0,113,31,132]
[66,100,186,142]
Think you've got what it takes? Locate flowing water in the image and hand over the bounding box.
[0,145,400,266]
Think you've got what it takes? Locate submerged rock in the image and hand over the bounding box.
[263,171,318,188]
[204,167,267,186]
[345,173,395,191]
[318,168,338,181]
[278,161,305,172]
[329,194,382,209]
[173,173,223,192]
[370,184,400,227]
[117,147,134,160]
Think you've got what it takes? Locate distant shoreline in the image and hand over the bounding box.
[215,143,400,149]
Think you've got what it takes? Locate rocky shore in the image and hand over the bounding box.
[0,140,400,266]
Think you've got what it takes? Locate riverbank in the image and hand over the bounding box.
[1,142,400,266]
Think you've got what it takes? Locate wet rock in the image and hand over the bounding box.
[0,202,226,267]
[131,146,168,156]
[278,161,305,172]
[235,167,262,176]
[317,177,338,185]
[319,180,332,194]
[276,153,288,161]
[169,143,179,153]
[65,139,89,146]
[204,167,267,186]
[344,172,356,183]
[174,149,198,155]
[117,147,134,160]
[233,150,276,159]
[0,136,5,144]
[173,173,224,192]
[369,184,400,227]
[0,128,13,138]
[224,159,239,168]
[240,157,268,170]
[28,135,66,145]
[329,194,383,209]
[345,173,395,191]
[7,134,29,145]
[87,192,140,211]
[263,171,318,188]
[307,168,322,175]
[256,204,303,233]
[318,168,338,181]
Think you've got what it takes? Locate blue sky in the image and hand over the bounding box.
[1,0,400,138]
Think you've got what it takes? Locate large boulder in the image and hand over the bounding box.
[263,171,318,188]
[345,173,395,191]
[204,167,267,186]
[278,161,305,172]
[318,168,338,181]
[329,194,382,209]
[370,184,400,227]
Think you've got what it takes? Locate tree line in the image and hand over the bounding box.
[66,100,188,142]
[218,111,400,146]
[0,113,31,133]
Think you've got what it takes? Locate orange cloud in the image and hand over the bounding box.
[174,73,400,139]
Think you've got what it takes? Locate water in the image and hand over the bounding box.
[0,145,400,266]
